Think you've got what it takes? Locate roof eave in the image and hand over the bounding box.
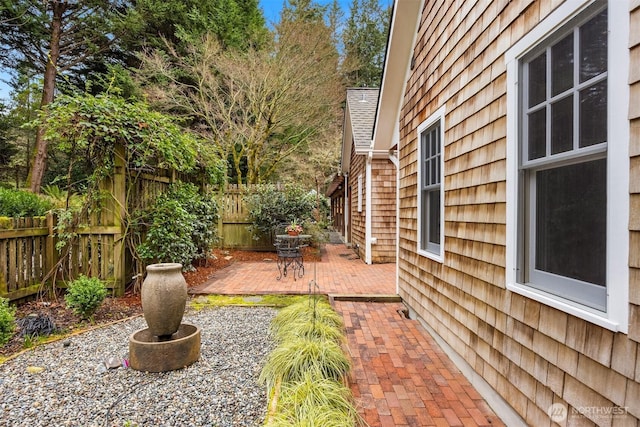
[371,0,424,152]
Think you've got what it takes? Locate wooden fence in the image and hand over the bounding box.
[0,180,275,301]
[0,213,124,301]
[0,216,50,301]
[217,184,273,251]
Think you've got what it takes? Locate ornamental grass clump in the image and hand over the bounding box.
[275,318,345,344]
[268,371,360,427]
[269,299,343,338]
[261,297,363,426]
[64,275,108,320]
[259,336,351,388]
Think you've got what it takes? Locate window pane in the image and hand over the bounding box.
[428,189,440,245]
[580,9,607,83]
[535,159,606,286]
[421,189,428,250]
[551,33,574,96]
[551,95,574,154]
[528,109,546,160]
[430,158,437,185]
[579,80,607,148]
[528,52,547,107]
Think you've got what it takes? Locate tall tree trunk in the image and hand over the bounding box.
[28,1,65,193]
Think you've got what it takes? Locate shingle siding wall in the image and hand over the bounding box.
[629,1,640,349]
[349,146,366,255]
[348,154,397,263]
[398,1,640,425]
[370,159,396,263]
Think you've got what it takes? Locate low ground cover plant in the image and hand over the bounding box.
[64,275,108,320]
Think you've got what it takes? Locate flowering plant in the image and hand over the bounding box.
[285,220,303,234]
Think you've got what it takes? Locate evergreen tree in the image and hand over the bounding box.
[342,0,391,88]
[0,0,138,192]
[126,0,269,56]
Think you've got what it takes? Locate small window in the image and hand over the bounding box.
[417,107,445,260]
[357,174,363,213]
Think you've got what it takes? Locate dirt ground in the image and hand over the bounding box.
[1,248,309,359]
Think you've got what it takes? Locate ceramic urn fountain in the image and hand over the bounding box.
[129,263,201,372]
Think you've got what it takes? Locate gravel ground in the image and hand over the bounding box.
[0,307,277,427]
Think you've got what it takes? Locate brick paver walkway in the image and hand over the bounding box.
[338,301,505,427]
[191,244,396,295]
[192,243,505,426]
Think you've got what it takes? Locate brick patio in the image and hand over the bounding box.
[191,243,506,426]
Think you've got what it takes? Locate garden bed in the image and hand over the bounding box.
[1,249,296,360]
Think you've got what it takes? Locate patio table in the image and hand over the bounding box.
[274,234,311,280]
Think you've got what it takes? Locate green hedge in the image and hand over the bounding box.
[0,188,53,217]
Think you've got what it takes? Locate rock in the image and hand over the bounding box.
[104,356,122,369]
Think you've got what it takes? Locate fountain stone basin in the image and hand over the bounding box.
[129,323,201,372]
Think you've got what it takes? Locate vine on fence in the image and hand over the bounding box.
[30,93,226,293]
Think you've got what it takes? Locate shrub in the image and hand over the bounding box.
[64,275,108,319]
[137,198,197,267]
[245,183,317,236]
[0,188,52,217]
[0,297,16,346]
[137,182,219,269]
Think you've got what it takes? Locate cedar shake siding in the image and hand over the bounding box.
[349,145,366,257]
[370,159,396,263]
[393,0,640,426]
[342,87,397,263]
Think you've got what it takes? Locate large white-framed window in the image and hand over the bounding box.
[505,0,629,332]
[417,106,445,261]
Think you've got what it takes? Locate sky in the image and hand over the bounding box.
[0,0,367,102]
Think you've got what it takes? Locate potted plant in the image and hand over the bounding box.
[285,220,303,236]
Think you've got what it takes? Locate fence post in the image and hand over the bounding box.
[45,212,59,287]
[111,143,126,296]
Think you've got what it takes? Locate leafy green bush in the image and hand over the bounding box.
[137,182,219,270]
[0,297,16,346]
[0,188,52,217]
[245,183,317,236]
[64,275,108,319]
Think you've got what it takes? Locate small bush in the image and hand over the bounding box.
[0,297,16,346]
[0,188,53,217]
[137,182,219,270]
[64,275,108,319]
[245,183,317,236]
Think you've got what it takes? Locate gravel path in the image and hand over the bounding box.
[0,306,277,427]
